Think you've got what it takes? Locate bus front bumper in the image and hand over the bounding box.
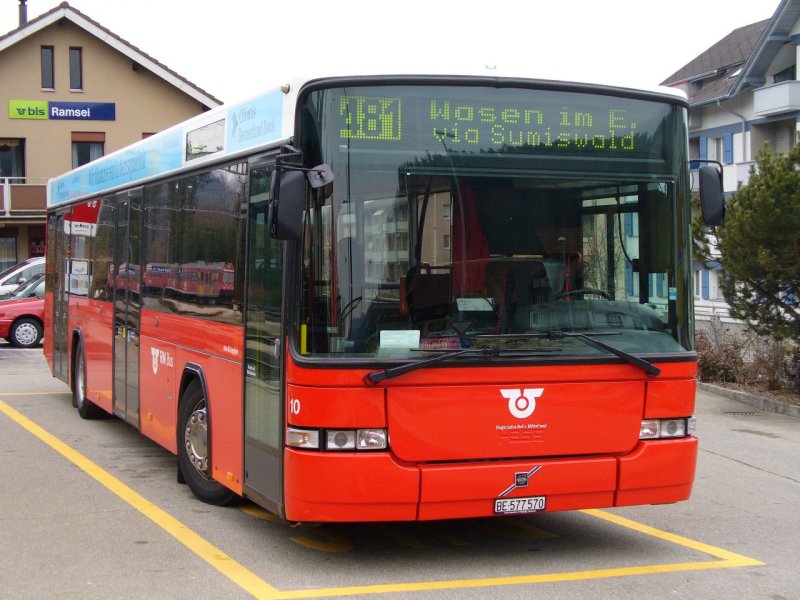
[283,437,697,522]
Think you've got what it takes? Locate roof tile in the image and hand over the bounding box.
[661,19,770,86]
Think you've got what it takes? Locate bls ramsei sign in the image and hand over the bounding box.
[8,100,116,121]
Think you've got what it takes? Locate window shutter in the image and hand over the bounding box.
[625,262,633,296]
[723,133,733,164]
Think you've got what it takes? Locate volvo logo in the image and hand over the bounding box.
[498,466,542,497]
[500,388,543,419]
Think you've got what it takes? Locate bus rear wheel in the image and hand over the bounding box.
[178,379,238,506]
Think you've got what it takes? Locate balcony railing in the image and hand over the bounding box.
[721,161,758,193]
[753,81,800,117]
[0,177,47,218]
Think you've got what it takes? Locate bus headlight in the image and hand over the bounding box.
[639,418,694,440]
[659,418,687,438]
[326,430,356,450]
[325,429,388,450]
[357,429,387,450]
[288,427,388,451]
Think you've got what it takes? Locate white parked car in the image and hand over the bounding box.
[0,257,46,295]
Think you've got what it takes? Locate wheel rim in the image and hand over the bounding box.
[184,402,210,479]
[14,322,38,346]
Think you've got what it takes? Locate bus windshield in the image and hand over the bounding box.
[296,82,692,360]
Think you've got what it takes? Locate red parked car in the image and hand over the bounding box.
[0,275,45,348]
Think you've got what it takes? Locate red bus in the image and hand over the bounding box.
[45,75,724,522]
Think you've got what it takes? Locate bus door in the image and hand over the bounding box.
[243,161,285,514]
[50,210,70,382]
[112,189,143,425]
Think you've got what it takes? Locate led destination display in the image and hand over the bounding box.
[332,85,679,160]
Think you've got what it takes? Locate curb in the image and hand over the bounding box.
[698,382,800,418]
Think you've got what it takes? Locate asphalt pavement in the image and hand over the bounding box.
[1,343,798,600]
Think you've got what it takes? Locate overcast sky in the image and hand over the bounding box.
[2,0,780,104]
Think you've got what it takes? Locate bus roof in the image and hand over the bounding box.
[47,74,687,208]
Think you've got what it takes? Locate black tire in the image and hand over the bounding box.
[9,318,42,348]
[177,379,239,506]
[73,343,104,419]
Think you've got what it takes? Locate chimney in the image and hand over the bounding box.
[19,0,28,27]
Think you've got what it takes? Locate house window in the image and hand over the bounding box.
[69,47,83,90]
[443,234,451,250]
[71,132,105,167]
[0,139,25,178]
[774,65,795,84]
[705,135,733,165]
[710,137,724,162]
[710,269,725,300]
[0,228,18,272]
[41,46,54,89]
[29,225,46,257]
[72,142,103,167]
[693,268,710,300]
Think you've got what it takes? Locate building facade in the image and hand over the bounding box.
[662,0,800,328]
[0,1,220,271]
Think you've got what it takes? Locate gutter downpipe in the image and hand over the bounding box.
[715,98,748,168]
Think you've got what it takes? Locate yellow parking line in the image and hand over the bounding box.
[0,391,71,396]
[2,395,765,599]
[267,511,764,599]
[0,398,279,599]
[269,561,755,599]
[581,508,765,566]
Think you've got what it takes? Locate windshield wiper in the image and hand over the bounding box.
[517,330,661,376]
[364,346,561,385]
[474,331,659,376]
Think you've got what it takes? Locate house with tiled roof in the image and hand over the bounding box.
[0,1,221,271]
[662,0,800,327]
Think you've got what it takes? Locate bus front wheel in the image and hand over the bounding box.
[177,379,238,506]
[73,342,104,419]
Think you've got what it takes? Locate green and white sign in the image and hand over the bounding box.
[8,100,48,120]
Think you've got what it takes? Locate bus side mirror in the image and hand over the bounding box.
[698,165,725,226]
[269,170,305,240]
[269,164,334,240]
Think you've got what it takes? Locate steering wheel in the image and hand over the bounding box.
[555,288,612,300]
